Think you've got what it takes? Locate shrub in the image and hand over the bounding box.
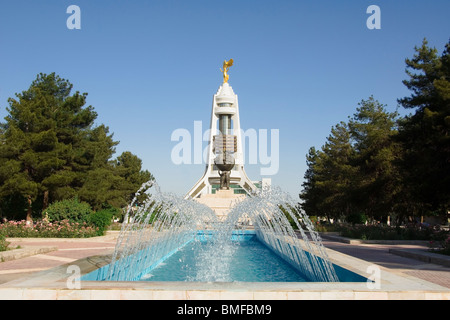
[88,210,114,236]
[338,225,398,240]
[0,234,10,252]
[44,198,93,223]
[440,236,450,256]
[346,212,367,225]
[315,223,339,233]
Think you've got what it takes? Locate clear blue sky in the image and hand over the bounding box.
[0,0,449,198]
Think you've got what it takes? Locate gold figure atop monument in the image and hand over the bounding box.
[220,59,234,83]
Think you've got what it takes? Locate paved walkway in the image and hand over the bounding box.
[320,238,450,289]
[0,232,449,290]
[0,234,117,285]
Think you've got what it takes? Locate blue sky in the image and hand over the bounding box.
[0,0,449,198]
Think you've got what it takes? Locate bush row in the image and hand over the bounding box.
[336,224,449,242]
[0,198,120,239]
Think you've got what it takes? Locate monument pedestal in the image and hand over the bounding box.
[194,190,246,221]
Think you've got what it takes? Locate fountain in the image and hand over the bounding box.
[103,182,218,282]
[84,182,342,283]
[82,61,358,283]
[226,187,339,282]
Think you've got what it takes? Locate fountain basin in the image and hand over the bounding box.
[81,230,367,283]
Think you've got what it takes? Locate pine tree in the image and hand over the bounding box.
[300,122,357,221]
[114,151,154,204]
[0,73,91,221]
[300,146,322,217]
[0,73,154,220]
[397,38,450,216]
[348,97,400,222]
[300,97,400,223]
[73,124,121,210]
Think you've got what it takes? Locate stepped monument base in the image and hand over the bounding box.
[194,190,246,221]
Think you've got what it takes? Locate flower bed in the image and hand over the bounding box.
[0,219,99,238]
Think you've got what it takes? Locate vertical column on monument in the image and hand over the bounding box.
[214,84,236,190]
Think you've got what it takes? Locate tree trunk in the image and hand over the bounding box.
[43,190,49,211]
[26,195,33,225]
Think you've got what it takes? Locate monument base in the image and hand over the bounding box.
[194,189,246,221]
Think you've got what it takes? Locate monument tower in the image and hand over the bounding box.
[185,60,258,217]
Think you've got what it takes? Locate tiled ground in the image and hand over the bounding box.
[321,240,450,289]
[0,237,116,284]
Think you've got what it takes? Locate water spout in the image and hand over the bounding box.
[105,183,339,282]
[226,186,339,282]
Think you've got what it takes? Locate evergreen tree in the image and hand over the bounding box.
[78,150,154,211]
[0,73,154,220]
[300,146,322,217]
[0,73,93,220]
[300,122,357,221]
[300,39,449,224]
[348,97,400,222]
[114,151,154,204]
[397,38,450,217]
[76,125,122,210]
[300,98,400,223]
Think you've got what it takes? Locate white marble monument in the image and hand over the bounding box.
[185,60,258,218]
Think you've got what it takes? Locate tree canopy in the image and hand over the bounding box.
[300,98,400,223]
[397,39,450,216]
[0,73,154,220]
[300,38,449,224]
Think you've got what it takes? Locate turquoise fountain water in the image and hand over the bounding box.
[104,183,339,282]
[226,187,339,282]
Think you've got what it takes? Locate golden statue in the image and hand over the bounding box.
[220,59,234,83]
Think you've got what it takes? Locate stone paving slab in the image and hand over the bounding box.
[0,234,117,285]
[321,233,430,245]
[389,248,450,267]
[0,246,58,263]
[320,240,450,289]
